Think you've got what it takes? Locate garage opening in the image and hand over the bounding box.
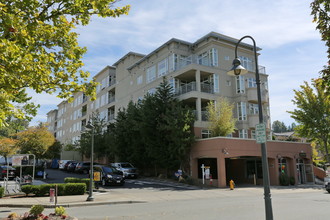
[225,156,263,186]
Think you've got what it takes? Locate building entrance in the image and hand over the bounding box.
[296,159,306,184]
[225,156,263,186]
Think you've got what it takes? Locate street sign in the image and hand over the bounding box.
[256,123,266,144]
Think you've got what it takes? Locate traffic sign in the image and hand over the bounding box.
[256,123,266,144]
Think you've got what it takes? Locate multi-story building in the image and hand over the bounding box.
[47,31,271,158]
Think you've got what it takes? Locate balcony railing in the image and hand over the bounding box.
[108,114,115,121]
[175,82,196,95]
[200,83,214,94]
[108,96,115,104]
[109,79,116,87]
[201,111,208,121]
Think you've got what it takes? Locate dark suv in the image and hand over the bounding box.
[93,165,125,186]
[110,162,138,178]
[75,162,99,174]
[0,166,16,179]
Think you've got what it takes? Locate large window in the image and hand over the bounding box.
[158,58,168,77]
[239,56,253,71]
[198,48,218,67]
[236,76,245,94]
[213,73,219,93]
[201,129,212,138]
[146,65,156,83]
[239,129,248,139]
[249,103,259,115]
[248,78,257,88]
[237,102,247,120]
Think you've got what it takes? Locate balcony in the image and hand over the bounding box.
[108,114,115,121]
[201,111,208,121]
[175,82,196,95]
[200,83,214,94]
[109,79,116,87]
[247,88,268,103]
[108,96,115,104]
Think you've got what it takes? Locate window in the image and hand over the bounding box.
[213,73,219,93]
[158,58,168,77]
[249,103,259,115]
[148,88,156,95]
[137,75,143,85]
[239,129,248,138]
[101,76,109,89]
[239,56,253,71]
[251,130,256,139]
[201,129,212,138]
[237,102,247,120]
[278,158,287,175]
[236,76,245,93]
[248,78,257,88]
[146,65,156,83]
[198,48,218,67]
[224,56,230,61]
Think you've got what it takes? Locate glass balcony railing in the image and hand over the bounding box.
[175,82,196,95]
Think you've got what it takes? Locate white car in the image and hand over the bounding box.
[58,160,71,170]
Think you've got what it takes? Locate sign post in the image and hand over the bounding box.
[256,123,266,144]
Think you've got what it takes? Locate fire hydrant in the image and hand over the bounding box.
[229,179,235,190]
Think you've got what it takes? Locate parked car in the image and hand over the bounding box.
[58,160,71,170]
[75,162,100,174]
[94,165,125,186]
[325,176,330,193]
[110,162,138,178]
[0,166,17,179]
[67,161,78,172]
[63,160,76,171]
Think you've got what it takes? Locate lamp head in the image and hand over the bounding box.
[227,58,248,76]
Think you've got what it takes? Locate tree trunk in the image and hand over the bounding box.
[323,138,330,163]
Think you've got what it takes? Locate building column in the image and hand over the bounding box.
[218,155,226,187]
[196,70,201,92]
[196,98,202,121]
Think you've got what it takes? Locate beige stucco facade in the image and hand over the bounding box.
[191,137,313,187]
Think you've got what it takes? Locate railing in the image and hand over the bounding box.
[201,111,209,121]
[109,79,116,87]
[108,114,115,121]
[200,83,214,94]
[108,96,115,104]
[175,82,196,95]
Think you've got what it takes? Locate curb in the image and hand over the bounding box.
[0,200,146,208]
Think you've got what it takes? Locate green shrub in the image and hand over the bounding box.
[64,183,86,195]
[0,187,4,198]
[64,177,92,191]
[289,176,295,185]
[21,185,34,196]
[29,205,44,216]
[279,173,290,186]
[55,206,66,216]
[31,185,42,196]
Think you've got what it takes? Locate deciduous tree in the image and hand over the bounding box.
[206,97,237,137]
[0,0,130,126]
[288,79,330,162]
[16,124,55,159]
[0,137,18,164]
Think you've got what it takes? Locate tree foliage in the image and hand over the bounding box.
[288,79,330,162]
[0,137,18,164]
[206,97,236,137]
[0,117,29,137]
[311,0,330,88]
[113,78,196,174]
[43,140,62,159]
[0,0,130,127]
[16,123,55,159]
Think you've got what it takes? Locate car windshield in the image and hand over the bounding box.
[103,166,122,175]
[121,163,133,168]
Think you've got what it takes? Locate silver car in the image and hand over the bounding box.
[110,162,138,178]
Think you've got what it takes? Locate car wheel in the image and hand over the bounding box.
[327,189,330,193]
[102,179,106,186]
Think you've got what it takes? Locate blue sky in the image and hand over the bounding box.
[29,0,327,127]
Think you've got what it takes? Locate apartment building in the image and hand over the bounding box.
[47,31,271,159]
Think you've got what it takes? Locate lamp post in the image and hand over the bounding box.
[85,121,94,202]
[227,36,273,220]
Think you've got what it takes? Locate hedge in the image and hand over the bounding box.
[21,183,85,197]
[64,177,92,191]
[0,187,4,198]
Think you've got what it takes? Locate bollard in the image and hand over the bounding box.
[50,188,55,203]
[229,179,235,190]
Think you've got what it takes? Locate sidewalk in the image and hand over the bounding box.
[0,180,325,208]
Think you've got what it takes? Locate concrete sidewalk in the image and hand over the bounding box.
[0,183,325,209]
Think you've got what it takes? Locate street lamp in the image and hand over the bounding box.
[85,121,94,202]
[227,36,274,220]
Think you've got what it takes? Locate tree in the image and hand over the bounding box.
[43,140,62,159]
[311,0,330,87]
[272,120,288,133]
[0,137,18,164]
[16,124,55,159]
[0,1,130,127]
[206,97,237,137]
[0,117,29,138]
[288,79,330,162]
